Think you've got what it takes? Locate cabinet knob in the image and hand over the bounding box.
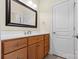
[53,32,56,34]
[74,35,78,39]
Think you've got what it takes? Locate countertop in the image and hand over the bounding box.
[1,31,49,40]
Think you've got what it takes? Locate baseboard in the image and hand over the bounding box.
[53,54,66,59]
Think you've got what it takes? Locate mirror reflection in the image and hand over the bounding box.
[6,0,37,28]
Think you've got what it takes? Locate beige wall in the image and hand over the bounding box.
[0,41,1,59]
[39,0,53,33]
[0,0,40,31]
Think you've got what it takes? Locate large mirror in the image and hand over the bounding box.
[6,0,37,28]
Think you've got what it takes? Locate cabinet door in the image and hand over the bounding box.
[3,40,18,54]
[44,34,49,56]
[37,41,44,59]
[28,44,37,59]
[17,47,27,59]
[4,51,17,59]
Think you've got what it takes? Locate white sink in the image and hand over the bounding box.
[1,31,49,40]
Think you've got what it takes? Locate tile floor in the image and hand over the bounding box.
[45,55,65,59]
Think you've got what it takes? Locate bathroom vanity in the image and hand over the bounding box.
[1,34,49,59]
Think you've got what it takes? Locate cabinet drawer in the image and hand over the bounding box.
[2,40,18,54]
[38,36,44,42]
[18,38,27,48]
[28,36,38,45]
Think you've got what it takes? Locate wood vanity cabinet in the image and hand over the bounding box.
[1,34,49,59]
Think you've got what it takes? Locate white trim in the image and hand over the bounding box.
[52,0,69,7]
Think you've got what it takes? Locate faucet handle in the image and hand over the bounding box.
[27,31,31,34]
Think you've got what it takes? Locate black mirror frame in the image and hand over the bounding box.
[6,0,37,28]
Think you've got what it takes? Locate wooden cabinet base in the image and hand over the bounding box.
[1,34,49,59]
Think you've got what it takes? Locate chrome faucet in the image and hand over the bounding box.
[27,31,31,34]
[24,31,26,35]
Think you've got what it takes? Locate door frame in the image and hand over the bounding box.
[73,0,78,59]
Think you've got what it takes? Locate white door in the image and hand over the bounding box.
[52,0,77,59]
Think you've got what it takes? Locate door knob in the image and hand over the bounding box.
[75,35,78,39]
[53,32,56,34]
[74,35,78,39]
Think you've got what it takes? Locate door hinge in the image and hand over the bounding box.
[74,2,77,7]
